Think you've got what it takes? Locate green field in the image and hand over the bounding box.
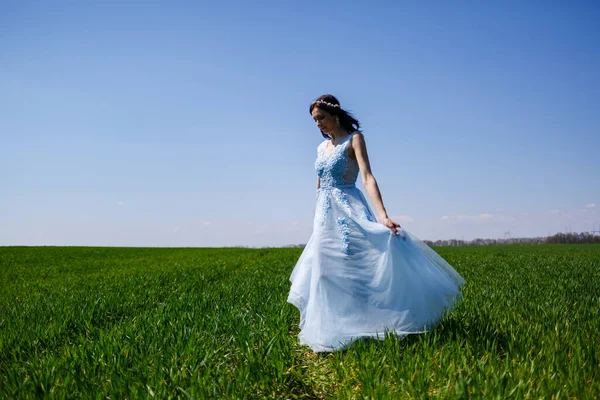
[1,245,599,398]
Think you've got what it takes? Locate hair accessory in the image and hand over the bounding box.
[312,100,340,108]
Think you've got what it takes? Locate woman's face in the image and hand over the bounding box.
[311,107,336,135]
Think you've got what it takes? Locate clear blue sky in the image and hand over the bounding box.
[2,1,599,246]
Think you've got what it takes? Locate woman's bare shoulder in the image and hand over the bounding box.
[350,131,366,147]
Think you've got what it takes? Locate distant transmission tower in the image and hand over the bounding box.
[504,230,511,240]
[591,223,600,236]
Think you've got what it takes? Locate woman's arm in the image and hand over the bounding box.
[350,133,401,235]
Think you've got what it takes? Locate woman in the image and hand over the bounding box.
[287,94,465,353]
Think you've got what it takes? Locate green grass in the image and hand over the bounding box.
[1,244,599,398]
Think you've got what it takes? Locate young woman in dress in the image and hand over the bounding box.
[287,94,465,352]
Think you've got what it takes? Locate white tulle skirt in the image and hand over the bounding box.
[287,185,465,352]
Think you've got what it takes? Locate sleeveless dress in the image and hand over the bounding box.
[287,132,465,352]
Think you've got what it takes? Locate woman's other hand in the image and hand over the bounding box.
[381,217,403,237]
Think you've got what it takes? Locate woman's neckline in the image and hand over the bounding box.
[324,131,355,156]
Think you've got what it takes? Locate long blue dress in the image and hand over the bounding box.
[287,132,465,352]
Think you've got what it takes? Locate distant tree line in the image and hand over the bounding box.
[422,231,600,246]
[288,232,600,248]
[544,232,600,244]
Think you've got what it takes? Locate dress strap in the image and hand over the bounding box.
[345,131,358,146]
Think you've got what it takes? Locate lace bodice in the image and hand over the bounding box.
[315,132,359,187]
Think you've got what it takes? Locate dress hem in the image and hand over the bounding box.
[287,290,464,353]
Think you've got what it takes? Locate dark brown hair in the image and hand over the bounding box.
[309,94,361,139]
